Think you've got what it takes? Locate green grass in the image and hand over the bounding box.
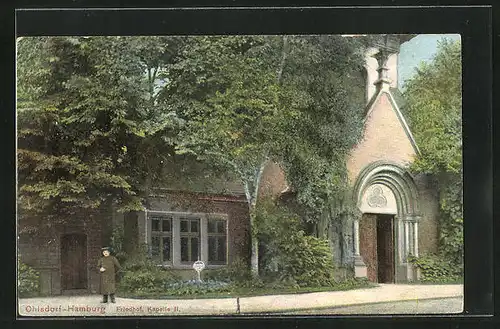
[406,279,464,285]
[117,280,377,300]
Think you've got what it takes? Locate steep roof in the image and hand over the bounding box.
[153,155,246,196]
[389,87,410,123]
[364,87,420,156]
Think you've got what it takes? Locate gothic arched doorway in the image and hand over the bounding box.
[352,161,421,283]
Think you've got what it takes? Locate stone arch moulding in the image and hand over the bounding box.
[352,160,422,283]
[353,160,420,216]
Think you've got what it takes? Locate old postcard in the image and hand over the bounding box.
[16,33,463,316]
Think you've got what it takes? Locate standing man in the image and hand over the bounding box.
[98,247,121,303]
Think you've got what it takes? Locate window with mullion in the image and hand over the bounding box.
[150,215,172,263]
[208,218,227,265]
[180,217,200,263]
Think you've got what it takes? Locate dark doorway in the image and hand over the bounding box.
[124,211,139,254]
[61,234,88,290]
[359,213,395,283]
[359,214,378,282]
[376,214,395,283]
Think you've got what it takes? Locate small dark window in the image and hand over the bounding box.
[180,220,189,232]
[180,237,189,262]
[162,237,171,262]
[151,236,160,260]
[152,218,160,231]
[150,215,172,264]
[217,221,225,233]
[162,219,171,232]
[191,238,199,261]
[191,220,199,233]
[217,237,226,262]
[208,221,217,233]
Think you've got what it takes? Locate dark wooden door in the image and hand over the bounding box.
[376,215,395,283]
[61,234,87,290]
[359,214,378,282]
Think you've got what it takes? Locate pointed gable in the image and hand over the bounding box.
[347,89,419,183]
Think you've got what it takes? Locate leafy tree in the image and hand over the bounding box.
[160,35,367,275]
[17,35,368,277]
[159,36,281,275]
[275,36,366,229]
[16,36,181,231]
[403,39,463,268]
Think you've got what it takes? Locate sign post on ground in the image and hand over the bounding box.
[193,260,205,282]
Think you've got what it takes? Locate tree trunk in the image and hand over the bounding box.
[276,36,289,85]
[244,160,268,278]
[250,208,259,277]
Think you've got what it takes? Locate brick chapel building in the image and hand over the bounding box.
[18,35,439,295]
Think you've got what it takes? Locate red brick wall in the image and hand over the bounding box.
[149,192,251,264]
[18,209,110,295]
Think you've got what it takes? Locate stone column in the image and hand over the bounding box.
[413,222,419,256]
[414,221,421,280]
[404,219,414,281]
[404,220,410,259]
[353,219,360,256]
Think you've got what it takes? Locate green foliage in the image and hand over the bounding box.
[122,278,373,299]
[408,254,463,283]
[163,280,232,296]
[119,251,179,293]
[255,200,336,287]
[17,36,181,225]
[17,36,368,276]
[276,36,366,219]
[404,38,463,270]
[438,176,463,266]
[163,35,367,216]
[404,39,462,175]
[17,35,367,242]
[109,225,127,263]
[119,268,179,293]
[18,261,40,297]
[205,258,252,283]
[158,36,367,276]
[207,262,267,289]
[118,244,181,293]
[282,233,336,287]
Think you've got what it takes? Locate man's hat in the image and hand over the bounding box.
[101,247,111,251]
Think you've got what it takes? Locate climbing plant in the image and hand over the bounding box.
[404,38,463,276]
[254,199,337,287]
[17,35,368,276]
[163,35,368,275]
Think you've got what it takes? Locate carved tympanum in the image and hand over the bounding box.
[367,186,387,208]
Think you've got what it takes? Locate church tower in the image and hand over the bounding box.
[345,34,439,284]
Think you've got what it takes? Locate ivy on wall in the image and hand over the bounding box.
[404,38,463,280]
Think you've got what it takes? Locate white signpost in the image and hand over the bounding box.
[193,260,205,282]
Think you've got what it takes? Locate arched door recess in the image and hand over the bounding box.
[352,161,421,283]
